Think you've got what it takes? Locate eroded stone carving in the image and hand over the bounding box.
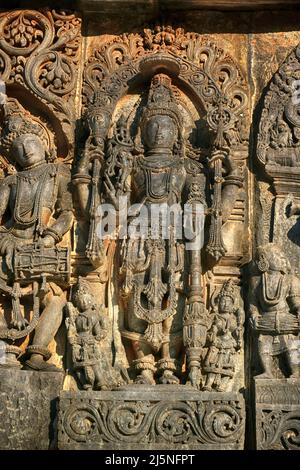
[0,15,252,451]
[255,378,300,450]
[254,40,300,451]
[0,369,63,449]
[82,26,249,152]
[203,279,244,392]
[58,389,245,450]
[249,243,300,379]
[76,63,244,388]
[0,9,82,159]
[74,19,246,387]
[66,277,128,390]
[257,43,300,170]
[0,99,73,370]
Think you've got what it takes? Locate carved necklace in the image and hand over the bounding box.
[144,168,171,200]
[139,155,179,171]
[14,164,50,226]
[262,271,284,305]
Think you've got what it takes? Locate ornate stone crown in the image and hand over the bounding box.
[218,278,235,302]
[140,73,182,130]
[0,99,55,161]
[72,276,93,305]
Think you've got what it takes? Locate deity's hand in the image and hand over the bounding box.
[11,312,29,331]
[286,201,300,218]
[38,235,56,249]
[295,307,300,321]
[103,175,119,210]
[222,152,243,178]
[77,149,92,174]
[249,314,259,330]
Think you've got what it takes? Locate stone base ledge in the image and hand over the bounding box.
[254,378,300,450]
[58,385,245,450]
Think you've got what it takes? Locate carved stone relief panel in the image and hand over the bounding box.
[0,9,82,372]
[0,9,82,160]
[2,5,300,452]
[0,12,252,449]
[254,40,300,450]
[72,26,249,394]
[58,389,245,450]
[257,41,300,273]
[255,378,300,450]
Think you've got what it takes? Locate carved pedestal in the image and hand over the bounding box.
[254,378,300,450]
[0,369,64,449]
[58,386,245,450]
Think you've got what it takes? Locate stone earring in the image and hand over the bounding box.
[257,254,269,272]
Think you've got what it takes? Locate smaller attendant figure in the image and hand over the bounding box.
[66,277,127,390]
[202,279,244,392]
[249,243,300,379]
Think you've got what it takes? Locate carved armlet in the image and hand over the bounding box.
[72,173,92,185]
[43,227,63,243]
[223,174,243,188]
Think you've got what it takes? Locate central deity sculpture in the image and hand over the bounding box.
[75,72,243,387]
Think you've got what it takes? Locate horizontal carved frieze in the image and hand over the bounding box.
[58,387,245,449]
[255,378,300,450]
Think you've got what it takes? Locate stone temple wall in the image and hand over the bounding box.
[0,0,300,450]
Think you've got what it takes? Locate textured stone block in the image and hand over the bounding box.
[0,369,64,450]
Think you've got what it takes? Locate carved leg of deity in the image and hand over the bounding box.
[157,317,179,385]
[217,375,231,392]
[82,366,94,389]
[202,372,216,391]
[93,366,109,390]
[25,289,65,372]
[256,353,274,379]
[132,341,156,385]
[256,336,274,379]
[285,347,300,378]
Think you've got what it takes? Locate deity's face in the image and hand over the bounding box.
[143,114,177,150]
[76,293,93,312]
[219,296,234,314]
[12,133,46,169]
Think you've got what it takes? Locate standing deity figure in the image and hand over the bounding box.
[0,105,73,371]
[74,72,243,387]
[203,279,244,392]
[66,277,126,390]
[249,243,300,379]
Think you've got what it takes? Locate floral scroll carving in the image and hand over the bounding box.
[59,392,245,449]
[0,9,82,159]
[82,26,248,150]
